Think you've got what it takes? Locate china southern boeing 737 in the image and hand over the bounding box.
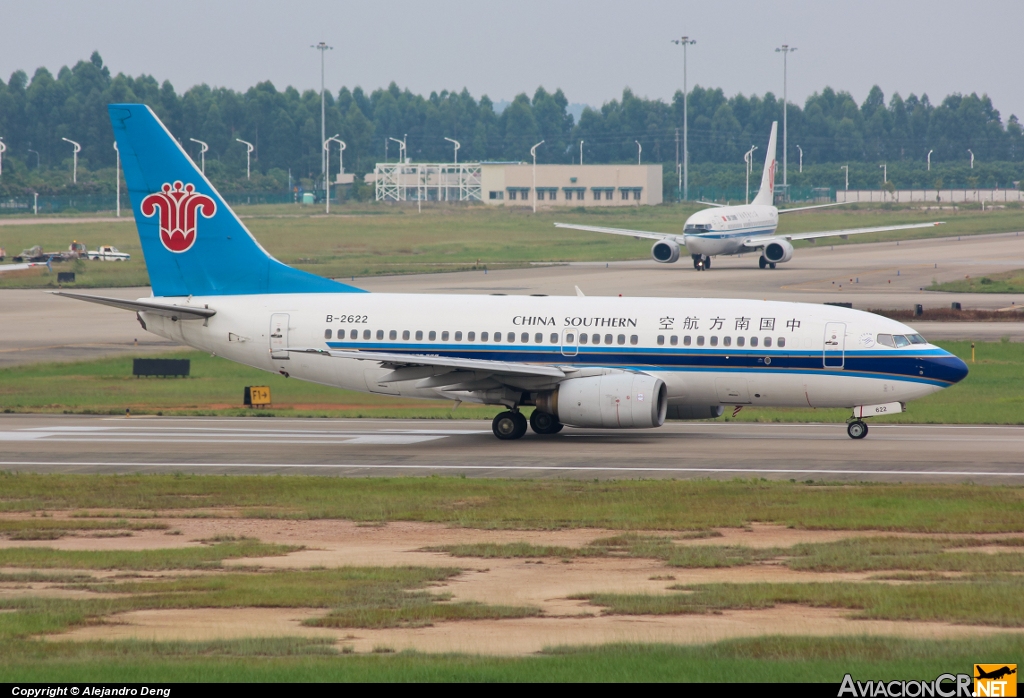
[59,105,967,441]
[556,122,941,270]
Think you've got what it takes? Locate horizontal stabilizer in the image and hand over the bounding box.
[55,291,215,319]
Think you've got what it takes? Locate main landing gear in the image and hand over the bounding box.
[491,410,563,440]
[846,420,868,440]
[692,254,711,271]
[758,255,777,270]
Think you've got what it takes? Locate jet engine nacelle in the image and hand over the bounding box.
[535,373,668,429]
[651,239,681,264]
[764,239,794,264]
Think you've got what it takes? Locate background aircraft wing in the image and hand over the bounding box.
[287,348,567,381]
[777,201,853,213]
[554,223,676,241]
[743,221,943,247]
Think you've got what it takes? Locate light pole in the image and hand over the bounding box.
[62,137,81,183]
[968,149,974,169]
[927,149,933,171]
[579,140,584,166]
[311,42,333,197]
[841,165,849,191]
[323,134,342,213]
[530,140,544,213]
[113,141,120,217]
[0,137,5,175]
[236,138,254,179]
[28,149,39,169]
[389,137,406,163]
[880,163,887,183]
[797,144,803,173]
[189,138,208,173]
[635,140,642,165]
[673,36,696,201]
[744,145,758,204]
[444,137,460,164]
[775,45,797,195]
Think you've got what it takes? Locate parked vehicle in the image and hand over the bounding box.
[88,245,130,261]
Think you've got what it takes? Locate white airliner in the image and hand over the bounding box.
[556,122,942,270]
[59,104,967,441]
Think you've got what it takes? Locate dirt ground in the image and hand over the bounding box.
[4,518,1021,655]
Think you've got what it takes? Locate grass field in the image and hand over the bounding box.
[0,340,1018,423]
[1,635,1018,682]
[1,202,1020,289]
[3,474,1024,532]
[929,268,1024,293]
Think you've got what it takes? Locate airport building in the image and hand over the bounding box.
[370,162,663,207]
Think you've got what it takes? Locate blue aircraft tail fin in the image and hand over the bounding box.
[109,103,364,297]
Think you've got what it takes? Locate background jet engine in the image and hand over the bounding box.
[651,239,681,264]
[764,239,794,264]
[535,373,668,429]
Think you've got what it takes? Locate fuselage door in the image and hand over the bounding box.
[823,322,846,368]
[270,313,290,360]
[561,328,579,357]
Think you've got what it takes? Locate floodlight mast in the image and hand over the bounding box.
[61,137,81,183]
[113,141,120,217]
[841,165,849,191]
[635,140,642,165]
[236,138,255,179]
[530,140,544,213]
[797,144,803,173]
[323,134,343,213]
[311,42,333,197]
[775,45,797,196]
[388,137,406,164]
[672,36,696,201]
[927,149,933,171]
[579,140,584,166]
[968,149,974,169]
[188,138,208,173]
[444,137,460,165]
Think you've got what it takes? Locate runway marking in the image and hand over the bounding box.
[1,462,1022,477]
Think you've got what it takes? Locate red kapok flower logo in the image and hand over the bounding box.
[141,181,216,253]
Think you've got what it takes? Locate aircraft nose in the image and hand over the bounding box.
[927,352,969,385]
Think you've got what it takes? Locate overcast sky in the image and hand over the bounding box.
[4,0,1022,120]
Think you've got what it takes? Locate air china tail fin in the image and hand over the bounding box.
[751,121,778,207]
[109,104,363,297]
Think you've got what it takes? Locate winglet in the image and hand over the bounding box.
[575,285,585,297]
[751,122,778,207]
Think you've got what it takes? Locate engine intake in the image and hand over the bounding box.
[651,239,680,264]
[535,373,667,429]
[764,239,794,263]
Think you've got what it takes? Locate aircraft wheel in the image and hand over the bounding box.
[847,420,868,440]
[704,256,711,270]
[769,262,777,269]
[759,256,768,269]
[692,255,701,269]
[530,410,563,435]
[493,411,527,440]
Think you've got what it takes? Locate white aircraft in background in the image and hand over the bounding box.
[59,104,967,442]
[556,122,942,271]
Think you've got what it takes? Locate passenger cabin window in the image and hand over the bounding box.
[696,336,705,346]
[493,332,501,342]
[764,337,772,347]
[521,332,529,343]
[723,336,731,347]
[324,329,332,339]
[657,335,665,345]
[535,333,543,343]
[508,333,515,343]
[630,335,638,345]
[737,336,745,347]
[454,331,462,341]
[429,331,437,341]
[363,329,371,340]
[468,332,475,341]
[481,332,488,341]
[565,333,575,343]
[415,330,423,340]
[389,330,397,340]
[350,329,358,340]
[441,331,450,341]
[402,330,410,340]
[592,334,600,345]
[580,333,588,344]
[604,334,613,345]
[778,337,786,348]
[376,330,384,340]
[750,336,758,347]
[617,334,625,345]
[550,333,558,343]
[893,335,911,348]
[710,336,718,347]
[876,334,896,348]
[681,336,688,346]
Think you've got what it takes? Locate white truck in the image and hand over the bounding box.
[88,245,131,261]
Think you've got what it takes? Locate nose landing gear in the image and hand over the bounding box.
[692,254,710,271]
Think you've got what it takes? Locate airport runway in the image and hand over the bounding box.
[2,231,1022,367]
[1,414,1022,483]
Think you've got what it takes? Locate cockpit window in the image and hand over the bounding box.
[907,334,927,345]
[893,335,911,348]
[876,334,896,348]
[684,224,711,233]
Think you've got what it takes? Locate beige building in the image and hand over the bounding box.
[481,163,662,207]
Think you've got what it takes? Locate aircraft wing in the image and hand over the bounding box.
[743,221,944,247]
[554,223,677,241]
[777,202,852,213]
[55,291,216,319]
[286,348,567,381]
